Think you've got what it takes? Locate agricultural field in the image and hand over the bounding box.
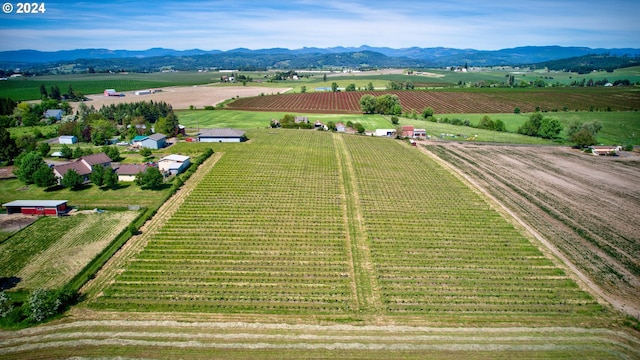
[424,143,640,317]
[0,211,138,291]
[86,130,611,327]
[226,88,640,114]
[72,85,286,112]
[0,72,227,101]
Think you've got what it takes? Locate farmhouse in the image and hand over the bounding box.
[58,135,77,144]
[295,116,309,124]
[375,129,397,137]
[158,154,191,175]
[44,109,63,121]
[116,163,149,182]
[133,133,167,149]
[2,200,69,216]
[401,125,415,138]
[335,123,346,132]
[52,153,112,183]
[197,128,246,143]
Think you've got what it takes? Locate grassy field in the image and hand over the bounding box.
[176,109,639,145]
[177,109,391,131]
[0,211,138,291]
[0,72,226,101]
[87,129,609,326]
[0,178,170,210]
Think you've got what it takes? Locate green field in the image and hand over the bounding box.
[89,129,607,326]
[177,109,640,145]
[0,72,225,101]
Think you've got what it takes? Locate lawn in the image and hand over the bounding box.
[0,179,170,210]
[176,109,391,130]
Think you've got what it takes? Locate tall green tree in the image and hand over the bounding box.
[90,164,106,187]
[13,152,47,184]
[359,94,377,114]
[104,168,119,189]
[39,84,48,99]
[61,169,84,190]
[33,165,57,188]
[331,82,339,92]
[0,128,20,164]
[37,142,50,157]
[538,117,563,139]
[102,145,121,161]
[60,144,73,159]
[135,167,164,190]
[422,107,434,119]
[367,82,374,91]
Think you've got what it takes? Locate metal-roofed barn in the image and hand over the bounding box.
[197,128,246,143]
[2,200,69,216]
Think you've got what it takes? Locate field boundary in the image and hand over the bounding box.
[416,143,625,315]
[2,319,638,358]
[333,133,382,313]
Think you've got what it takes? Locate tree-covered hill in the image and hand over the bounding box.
[530,54,640,73]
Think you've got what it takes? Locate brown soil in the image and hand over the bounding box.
[421,142,640,317]
[71,85,290,112]
[0,214,38,233]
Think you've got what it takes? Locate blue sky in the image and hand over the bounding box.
[0,0,638,51]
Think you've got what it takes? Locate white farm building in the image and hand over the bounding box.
[197,128,246,143]
[158,154,191,175]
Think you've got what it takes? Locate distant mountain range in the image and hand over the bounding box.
[1,45,639,72]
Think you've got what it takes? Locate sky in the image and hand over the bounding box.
[0,0,639,51]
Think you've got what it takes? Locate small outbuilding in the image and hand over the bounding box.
[2,200,69,216]
[197,128,246,143]
[374,129,397,137]
[134,133,167,149]
[335,123,346,132]
[44,109,63,121]
[158,154,191,175]
[58,135,78,144]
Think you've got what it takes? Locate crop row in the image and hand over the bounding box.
[226,89,640,114]
[92,131,354,313]
[342,135,600,315]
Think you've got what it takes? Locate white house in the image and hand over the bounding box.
[335,123,346,132]
[58,135,77,144]
[158,154,191,175]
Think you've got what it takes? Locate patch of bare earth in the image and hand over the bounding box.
[71,85,290,111]
[0,214,38,233]
[422,142,640,317]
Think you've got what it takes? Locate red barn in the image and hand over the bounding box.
[2,200,69,216]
